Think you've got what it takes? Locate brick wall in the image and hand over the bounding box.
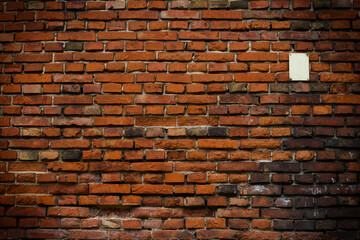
[0,0,360,239]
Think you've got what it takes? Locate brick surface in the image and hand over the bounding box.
[0,0,359,238]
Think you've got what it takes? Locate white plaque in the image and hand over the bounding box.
[289,53,309,81]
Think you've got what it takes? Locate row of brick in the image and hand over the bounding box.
[2,32,360,46]
[2,64,360,76]
[1,95,360,105]
[2,161,358,172]
[4,41,360,53]
[2,82,360,94]
[1,228,357,240]
[1,52,359,63]
[2,205,360,220]
[2,116,360,127]
[3,217,357,232]
[1,216,359,232]
[1,127,359,140]
[1,9,360,21]
[1,137,359,149]
[2,0,360,11]
[1,171,358,185]
[1,102,360,113]
[1,148,358,160]
[3,20,360,33]
[3,183,359,195]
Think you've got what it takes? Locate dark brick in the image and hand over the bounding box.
[295,197,314,208]
[327,139,360,148]
[292,128,313,137]
[294,220,315,230]
[327,185,360,195]
[316,197,337,207]
[229,0,248,9]
[353,65,360,74]
[186,128,207,137]
[292,21,310,30]
[284,186,327,196]
[270,83,289,93]
[283,139,325,149]
[208,127,227,137]
[61,151,82,160]
[316,173,337,184]
[316,220,336,230]
[243,10,282,19]
[332,0,352,8]
[249,173,270,184]
[261,163,300,173]
[337,128,356,137]
[303,163,344,173]
[216,185,237,196]
[273,220,293,230]
[311,21,330,31]
[326,231,359,240]
[280,95,320,104]
[65,42,83,51]
[295,174,314,184]
[124,127,144,137]
[338,219,358,230]
[315,127,334,136]
[327,208,360,218]
[305,209,326,219]
[311,83,328,92]
[63,84,81,93]
[304,117,344,127]
[351,83,360,93]
[262,209,303,219]
[228,83,247,93]
[190,0,208,9]
[313,0,331,9]
[209,0,229,9]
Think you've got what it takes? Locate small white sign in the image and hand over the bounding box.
[289,53,309,81]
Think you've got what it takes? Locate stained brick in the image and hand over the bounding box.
[2,2,360,236]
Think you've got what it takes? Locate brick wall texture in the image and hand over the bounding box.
[0,0,360,239]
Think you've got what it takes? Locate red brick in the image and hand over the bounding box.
[161,10,200,19]
[179,31,218,40]
[58,32,95,41]
[137,32,177,40]
[322,95,360,104]
[132,185,173,195]
[202,10,242,19]
[15,53,52,63]
[78,11,117,20]
[54,96,92,105]
[15,33,54,42]
[89,184,131,194]
[27,230,66,239]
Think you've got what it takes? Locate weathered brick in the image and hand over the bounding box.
[2,2,360,236]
